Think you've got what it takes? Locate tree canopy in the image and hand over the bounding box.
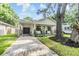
[64,4,78,25]
[24,16,32,20]
[0,3,19,26]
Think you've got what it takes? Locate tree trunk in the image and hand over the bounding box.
[71,28,79,43]
[56,3,67,40]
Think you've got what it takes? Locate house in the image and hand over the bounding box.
[20,19,56,36]
[62,23,72,34]
[0,21,16,35]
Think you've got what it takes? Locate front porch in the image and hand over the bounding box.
[34,24,53,36]
[20,24,54,36]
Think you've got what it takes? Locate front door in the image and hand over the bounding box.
[23,27,30,34]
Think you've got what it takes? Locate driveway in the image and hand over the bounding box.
[2,36,58,56]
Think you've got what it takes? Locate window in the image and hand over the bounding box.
[64,27,70,30]
[67,27,70,30]
[36,26,41,31]
[65,27,67,30]
[47,26,51,31]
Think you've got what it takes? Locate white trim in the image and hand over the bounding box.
[0,21,15,28]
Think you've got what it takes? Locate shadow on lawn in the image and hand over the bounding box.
[49,37,79,48]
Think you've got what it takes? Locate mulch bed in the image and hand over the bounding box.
[49,37,79,48]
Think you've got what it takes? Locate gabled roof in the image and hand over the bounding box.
[34,19,56,26]
[20,19,34,24]
[20,18,56,26]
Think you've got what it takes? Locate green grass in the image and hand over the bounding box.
[49,33,71,38]
[0,34,16,37]
[38,36,79,56]
[63,33,71,38]
[0,34,16,55]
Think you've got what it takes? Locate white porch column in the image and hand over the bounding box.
[34,24,36,30]
[51,25,56,34]
[32,24,36,36]
[41,25,46,35]
[45,26,47,32]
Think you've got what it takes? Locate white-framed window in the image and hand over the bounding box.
[64,27,71,30]
[36,26,41,31]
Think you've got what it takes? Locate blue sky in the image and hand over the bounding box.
[9,3,70,20]
[10,3,48,20]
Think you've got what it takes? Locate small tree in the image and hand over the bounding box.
[71,4,79,43]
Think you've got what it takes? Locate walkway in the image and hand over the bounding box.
[2,36,58,56]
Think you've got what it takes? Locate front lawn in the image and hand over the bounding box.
[63,33,71,38]
[38,36,79,56]
[0,34,16,55]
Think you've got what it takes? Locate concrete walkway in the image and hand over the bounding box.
[2,36,58,56]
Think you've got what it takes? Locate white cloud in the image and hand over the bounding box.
[19,12,42,20]
[33,14,43,20]
[40,4,46,9]
[17,3,43,19]
[18,12,32,19]
[17,3,31,19]
[66,5,70,11]
[18,12,27,19]
[31,7,36,11]
[17,3,30,12]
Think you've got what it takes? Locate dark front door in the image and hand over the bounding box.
[23,27,30,34]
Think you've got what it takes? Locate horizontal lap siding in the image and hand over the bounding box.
[0,25,5,35]
[11,28,16,34]
[0,24,16,35]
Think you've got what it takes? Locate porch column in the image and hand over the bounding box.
[50,26,52,34]
[45,26,47,33]
[34,24,36,30]
[51,25,55,34]
[32,24,36,36]
[41,25,46,35]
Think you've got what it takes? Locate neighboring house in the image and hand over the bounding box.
[20,19,56,36]
[62,23,72,34]
[0,21,16,35]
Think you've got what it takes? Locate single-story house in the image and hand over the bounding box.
[62,23,72,34]
[20,19,56,36]
[0,21,16,35]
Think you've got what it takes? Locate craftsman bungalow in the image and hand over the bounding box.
[20,19,56,36]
